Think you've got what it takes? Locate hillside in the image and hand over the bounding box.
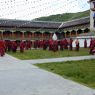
[35,10,90,22]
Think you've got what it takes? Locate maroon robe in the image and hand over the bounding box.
[69,38,73,50]
[75,39,79,51]
[64,39,68,49]
[0,40,5,56]
[84,39,87,48]
[12,41,17,52]
[52,40,58,52]
[89,38,93,48]
[20,41,25,53]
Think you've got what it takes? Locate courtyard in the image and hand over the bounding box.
[0,54,95,95]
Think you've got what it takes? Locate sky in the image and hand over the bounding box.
[0,0,90,20]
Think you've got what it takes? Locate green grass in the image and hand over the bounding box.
[35,59,95,88]
[34,10,89,22]
[7,48,90,60]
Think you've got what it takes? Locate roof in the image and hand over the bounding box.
[0,17,90,29]
[89,0,95,2]
[61,17,90,28]
[0,19,61,29]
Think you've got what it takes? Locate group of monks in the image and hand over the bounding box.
[0,38,95,57]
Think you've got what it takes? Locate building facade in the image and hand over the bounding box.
[0,17,90,40]
[89,0,95,32]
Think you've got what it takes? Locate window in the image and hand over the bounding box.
[93,2,95,8]
[93,13,95,27]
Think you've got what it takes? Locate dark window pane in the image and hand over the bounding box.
[93,2,95,8]
[94,20,95,27]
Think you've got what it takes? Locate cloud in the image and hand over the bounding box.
[0,0,90,20]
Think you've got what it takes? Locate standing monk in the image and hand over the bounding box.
[64,39,68,49]
[20,41,25,53]
[69,38,73,50]
[0,40,6,56]
[75,39,79,51]
[12,41,17,52]
[84,39,87,48]
[89,38,93,48]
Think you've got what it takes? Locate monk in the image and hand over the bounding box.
[84,39,87,48]
[59,40,63,50]
[34,40,38,49]
[7,40,12,51]
[12,41,17,52]
[0,40,6,56]
[52,40,58,52]
[89,38,93,48]
[43,40,48,50]
[89,39,95,54]
[49,39,53,51]
[69,38,73,50]
[75,39,79,51]
[64,39,68,49]
[20,41,25,53]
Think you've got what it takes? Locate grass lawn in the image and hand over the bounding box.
[7,48,90,60]
[35,59,95,88]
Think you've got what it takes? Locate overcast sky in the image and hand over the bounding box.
[0,0,89,20]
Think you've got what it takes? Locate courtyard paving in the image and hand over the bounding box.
[0,54,95,95]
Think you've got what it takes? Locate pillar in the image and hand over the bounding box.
[76,31,78,37]
[31,31,35,40]
[29,32,32,40]
[11,30,15,39]
[0,30,4,40]
[70,31,71,38]
[41,32,43,40]
[50,32,52,39]
[89,0,95,32]
[21,31,25,40]
[65,32,66,38]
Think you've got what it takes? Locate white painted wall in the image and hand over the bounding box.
[90,1,95,32]
[72,36,95,47]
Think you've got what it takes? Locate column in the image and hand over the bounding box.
[0,30,4,40]
[11,30,15,39]
[70,31,71,38]
[29,32,32,40]
[31,31,35,40]
[50,32,52,39]
[64,32,66,38]
[41,32,43,40]
[21,31,25,40]
[76,31,78,37]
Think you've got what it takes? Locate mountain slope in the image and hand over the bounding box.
[35,10,90,22]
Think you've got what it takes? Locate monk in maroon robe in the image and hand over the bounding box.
[49,39,53,51]
[0,40,6,56]
[60,40,64,50]
[27,41,32,50]
[89,44,94,54]
[75,39,79,51]
[34,40,38,49]
[84,39,87,48]
[7,40,12,51]
[12,41,17,52]
[20,41,25,53]
[64,39,68,49]
[89,39,95,54]
[53,40,58,52]
[69,38,73,50]
[89,38,93,48]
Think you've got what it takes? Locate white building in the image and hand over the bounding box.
[89,0,95,32]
